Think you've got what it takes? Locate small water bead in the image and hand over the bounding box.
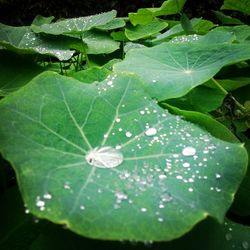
[64,182,71,189]
[80,205,85,210]
[159,174,167,180]
[188,187,194,192]
[25,208,30,214]
[115,118,121,123]
[182,147,196,156]
[145,127,157,136]
[125,132,132,138]
[157,217,164,222]
[225,233,232,241]
[242,241,249,249]
[141,208,147,212]
[43,192,52,200]
[107,80,113,86]
[216,173,221,179]
[183,162,190,168]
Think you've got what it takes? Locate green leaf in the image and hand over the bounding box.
[125,19,168,41]
[162,103,239,143]
[166,86,226,113]
[95,18,126,30]
[221,0,250,15]
[213,11,244,25]
[170,29,235,45]
[114,43,250,100]
[31,11,117,35]
[212,25,250,43]
[129,0,186,25]
[0,71,247,241]
[81,30,120,54]
[0,51,44,96]
[0,23,78,61]
[70,66,111,83]
[152,18,215,44]
[31,15,55,26]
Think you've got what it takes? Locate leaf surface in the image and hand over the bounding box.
[0,72,247,241]
[114,42,250,100]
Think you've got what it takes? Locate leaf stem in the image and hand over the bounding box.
[211,78,246,112]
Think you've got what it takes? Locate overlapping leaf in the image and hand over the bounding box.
[0,23,79,60]
[114,42,250,100]
[0,72,247,241]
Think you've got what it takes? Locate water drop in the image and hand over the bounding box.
[188,187,194,192]
[215,173,221,179]
[85,146,123,168]
[159,174,167,180]
[43,192,52,199]
[116,118,121,123]
[242,241,249,249]
[125,131,132,138]
[141,207,147,212]
[183,162,190,168]
[145,127,157,136]
[25,208,30,214]
[182,146,196,156]
[80,205,85,210]
[107,80,113,86]
[157,217,164,222]
[225,233,232,241]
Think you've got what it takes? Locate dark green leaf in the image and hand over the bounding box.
[213,11,244,25]
[221,0,250,15]
[114,43,250,100]
[0,71,247,241]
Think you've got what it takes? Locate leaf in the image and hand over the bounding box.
[152,18,215,44]
[81,30,120,54]
[212,25,250,43]
[95,18,126,30]
[213,11,244,25]
[31,11,117,35]
[114,42,250,101]
[0,51,44,96]
[170,29,235,45]
[0,71,247,241]
[221,0,250,15]
[0,23,78,61]
[70,66,111,83]
[125,19,168,41]
[129,0,186,25]
[162,103,239,143]
[165,86,226,113]
[31,15,55,26]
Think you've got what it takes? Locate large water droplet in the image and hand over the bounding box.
[85,146,123,168]
[182,146,196,156]
[145,127,157,136]
[125,131,132,138]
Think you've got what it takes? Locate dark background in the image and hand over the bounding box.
[0,0,225,26]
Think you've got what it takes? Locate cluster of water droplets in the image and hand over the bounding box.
[170,34,200,44]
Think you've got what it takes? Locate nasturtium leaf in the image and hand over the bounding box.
[31,15,55,26]
[0,71,247,241]
[0,51,44,96]
[213,25,250,43]
[95,18,126,30]
[114,42,250,100]
[125,19,168,41]
[81,30,120,54]
[31,10,116,35]
[129,0,186,25]
[0,23,78,61]
[71,66,111,83]
[165,86,225,113]
[213,11,244,25]
[221,0,250,15]
[152,18,215,44]
[170,30,235,45]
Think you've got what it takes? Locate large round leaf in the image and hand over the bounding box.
[114,43,250,100]
[0,24,77,61]
[0,72,247,241]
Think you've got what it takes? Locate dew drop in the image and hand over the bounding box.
[25,208,30,214]
[159,174,167,180]
[80,205,85,210]
[125,131,132,138]
[43,192,52,200]
[215,173,221,179]
[145,127,157,136]
[36,200,45,208]
[158,217,164,222]
[141,207,147,212]
[183,162,190,168]
[188,187,194,192]
[85,146,123,168]
[242,241,249,249]
[182,146,196,156]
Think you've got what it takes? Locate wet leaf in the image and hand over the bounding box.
[125,19,168,41]
[31,11,116,35]
[213,11,244,25]
[114,43,250,100]
[129,0,186,25]
[0,23,78,61]
[0,72,247,241]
